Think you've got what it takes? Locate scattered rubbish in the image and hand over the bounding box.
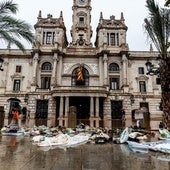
[127,141,149,153]
[119,127,130,144]
[158,128,170,139]
[0,124,170,153]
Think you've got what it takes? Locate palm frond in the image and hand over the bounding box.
[0,0,18,15]
[0,30,25,51]
[165,0,170,7]
[0,0,34,51]
[144,0,170,59]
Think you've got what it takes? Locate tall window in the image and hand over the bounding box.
[79,17,84,25]
[107,33,119,46]
[13,79,20,91]
[156,77,161,85]
[110,78,119,90]
[41,77,51,89]
[139,81,146,93]
[138,67,144,74]
[43,32,55,44]
[16,65,22,73]
[41,62,52,89]
[110,33,115,45]
[46,32,53,44]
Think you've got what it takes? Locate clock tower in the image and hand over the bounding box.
[70,0,92,47]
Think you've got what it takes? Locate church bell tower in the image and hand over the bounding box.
[70,0,92,47]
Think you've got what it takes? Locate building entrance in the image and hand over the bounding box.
[69,97,90,125]
[35,100,48,126]
[111,100,125,128]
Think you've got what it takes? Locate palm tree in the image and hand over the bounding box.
[165,0,170,7]
[144,0,170,129]
[0,0,34,51]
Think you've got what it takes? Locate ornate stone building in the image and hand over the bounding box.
[0,0,162,130]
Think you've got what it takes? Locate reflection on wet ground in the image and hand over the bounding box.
[0,136,169,170]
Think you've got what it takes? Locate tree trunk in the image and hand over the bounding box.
[161,58,170,129]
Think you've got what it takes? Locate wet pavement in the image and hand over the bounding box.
[0,135,170,170]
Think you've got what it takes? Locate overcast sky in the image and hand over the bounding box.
[4,0,166,51]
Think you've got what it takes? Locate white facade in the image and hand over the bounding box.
[0,0,162,130]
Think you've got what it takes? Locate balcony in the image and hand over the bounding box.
[51,86,108,97]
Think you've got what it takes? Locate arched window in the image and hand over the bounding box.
[109,63,120,90]
[41,62,52,71]
[41,62,52,89]
[109,63,119,72]
[72,66,89,86]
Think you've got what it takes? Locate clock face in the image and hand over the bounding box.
[78,0,86,4]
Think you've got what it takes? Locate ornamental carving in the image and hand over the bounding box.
[88,64,98,74]
[63,63,74,74]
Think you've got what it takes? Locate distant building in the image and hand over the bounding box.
[0,0,162,130]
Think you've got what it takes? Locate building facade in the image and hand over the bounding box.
[0,0,162,130]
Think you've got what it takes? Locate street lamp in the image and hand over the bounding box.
[0,57,4,71]
[145,56,161,76]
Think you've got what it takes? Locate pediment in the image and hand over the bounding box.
[11,73,25,80]
[35,18,59,26]
[100,19,127,29]
[135,75,149,81]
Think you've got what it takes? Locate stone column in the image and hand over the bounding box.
[90,97,94,127]
[96,97,99,117]
[59,96,64,126]
[103,54,108,86]
[57,55,62,86]
[103,98,112,128]
[95,97,100,127]
[31,52,39,91]
[51,53,58,88]
[47,97,56,127]
[90,97,94,117]
[33,53,39,84]
[65,96,69,117]
[99,56,103,86]
[43,31,47,44]
[122,54,128,85]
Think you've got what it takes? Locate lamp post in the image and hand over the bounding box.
[145,56,161,85]
[0,57,4,71]
[145,56,161,76]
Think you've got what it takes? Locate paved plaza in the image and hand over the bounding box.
[0,135,170,170]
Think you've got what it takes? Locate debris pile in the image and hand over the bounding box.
[0,123,170,153]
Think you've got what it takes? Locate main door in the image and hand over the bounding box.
[69,97,90,125]
[140,102,150,129]
[111,101,125,128]
[35,100,48,126]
